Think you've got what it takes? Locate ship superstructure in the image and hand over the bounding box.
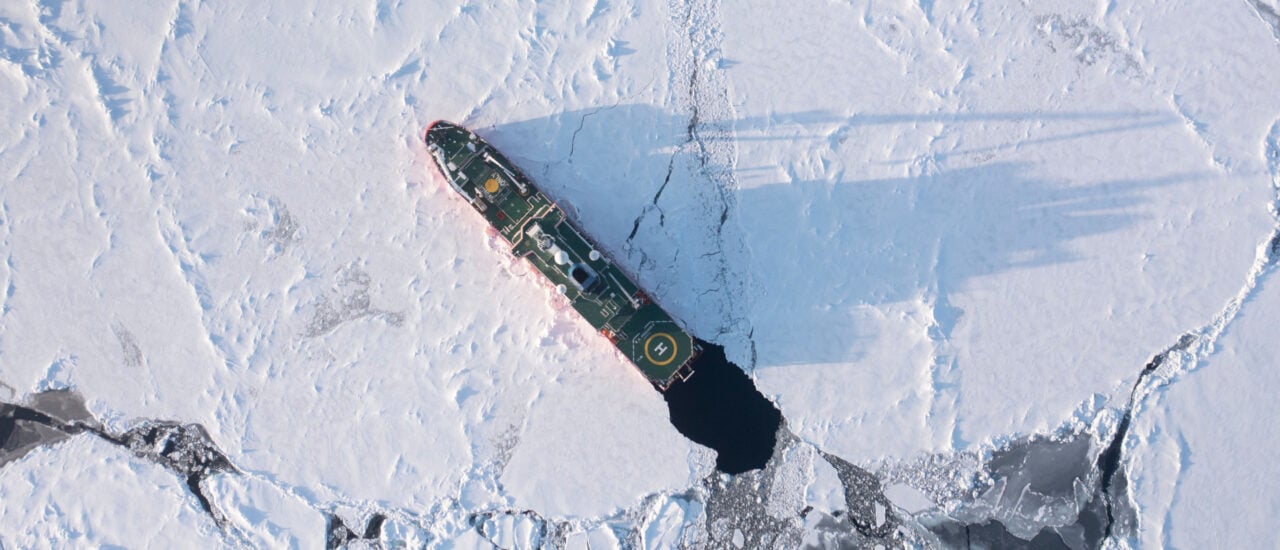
[424,121,698,389]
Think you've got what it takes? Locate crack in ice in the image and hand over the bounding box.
[1096,117,1280,543]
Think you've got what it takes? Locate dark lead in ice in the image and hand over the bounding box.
[0,389,236,526]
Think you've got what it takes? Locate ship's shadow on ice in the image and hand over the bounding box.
[735,161,1186,367]
[476,104,1184,368]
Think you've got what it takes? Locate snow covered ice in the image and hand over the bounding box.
[2,0,1280,548]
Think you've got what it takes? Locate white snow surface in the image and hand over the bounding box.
[204,472,327,548]
[1,0,1279,546]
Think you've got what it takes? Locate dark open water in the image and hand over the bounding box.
[662,341,782,474]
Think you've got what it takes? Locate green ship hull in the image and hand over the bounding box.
[424,121,699,389]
